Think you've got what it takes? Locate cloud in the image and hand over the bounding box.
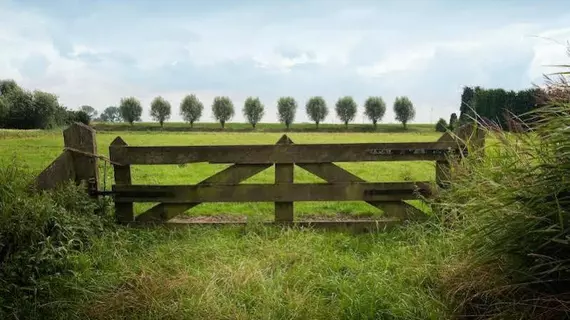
[0,0,569,125]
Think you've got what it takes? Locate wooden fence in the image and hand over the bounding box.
[34,123,484,230]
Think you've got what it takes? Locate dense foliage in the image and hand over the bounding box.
[0,79,90,129]
[459,86,541,129]
[0,163,112,318]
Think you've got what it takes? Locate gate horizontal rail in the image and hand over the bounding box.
[113,181,432,203]
[109,141,465,165]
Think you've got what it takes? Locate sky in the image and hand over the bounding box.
[1,0,569,124]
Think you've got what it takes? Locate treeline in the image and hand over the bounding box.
[458,86,542,130]
[101,95,417,130]
[0,80,89,129]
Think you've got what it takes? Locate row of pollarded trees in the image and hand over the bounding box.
[106,95,417,129]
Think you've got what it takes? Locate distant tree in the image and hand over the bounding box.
[212,96,234,129]
[393,96,415,130]
[80,105,98,119]
[180,94,204,128]
[449,112,458,130]
[119,97,143,125]
[306,96,328,129]
[459,86,475,122]
[277,97,297,130]
[0,80,63,129]
[243,97,265,129]
[72,110,91,125]
[150,96,171,127]
[364,97,386,129]
[435,118,448,132]
[100,106,122,122]
[335,96,357,128]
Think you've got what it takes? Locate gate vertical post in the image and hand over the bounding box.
[110,137,134,224]
[63,122,99,192]
[275,135,294,223]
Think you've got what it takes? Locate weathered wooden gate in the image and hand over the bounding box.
[107,128,479,227]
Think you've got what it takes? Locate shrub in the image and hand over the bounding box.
[435,118,448,132]
[0,162,113,318]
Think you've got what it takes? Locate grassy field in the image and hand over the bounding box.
[0,129,440,220]
[92,121,435,133]
[1,129,457,319]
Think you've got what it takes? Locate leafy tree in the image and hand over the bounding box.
[150,96,171,127]
[71,110,91,125]
[364,96,386,129]
[0,96,7,127]
[179,94,204,128]
[335,96,357,128]
[119,97,142,125]
[449,113,458,131]
[277,97,297,130]
[435,118,448,132]
[100,106,122,122]
[0,79,18,96]
[393,96,415,129]
[243,97,264,129]
[459,86,475,122]
[80,105,98,119]
[306,96,328,129]
[212,96,234,129]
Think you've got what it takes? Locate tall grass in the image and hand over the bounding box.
[0,162,113,319]
[435,78,570,317]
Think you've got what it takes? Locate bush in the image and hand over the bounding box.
[435,103,570,319]
[435,118,448,132]
[0,162,113,318]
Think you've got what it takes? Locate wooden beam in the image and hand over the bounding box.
[135,163,271,222]
[113,182,432,203]
[63,122,98,188]
[275,135,294,223]
[34,151,75,190]
[109,141,463,165]
[110,137,134,223]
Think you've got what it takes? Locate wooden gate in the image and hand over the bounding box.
[108,128,479,227]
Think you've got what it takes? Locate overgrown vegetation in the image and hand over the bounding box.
[0,162,113,319]
[435,72,570,318]
[0,80,90,129]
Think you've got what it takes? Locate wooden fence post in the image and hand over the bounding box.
[63,122,98,190]
[275,135,294,223]
[110,137,134,223]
